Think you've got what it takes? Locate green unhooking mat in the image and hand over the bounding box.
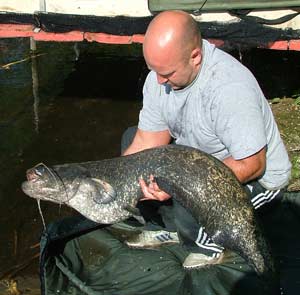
[40,192,300,295]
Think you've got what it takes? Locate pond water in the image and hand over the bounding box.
[0,38,300,293]
[0,39,145,274]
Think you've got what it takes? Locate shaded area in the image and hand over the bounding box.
[61,42,147,99]
[259,193,300,293]
[235,48,300,99]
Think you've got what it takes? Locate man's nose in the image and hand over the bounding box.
[156,74,168,85]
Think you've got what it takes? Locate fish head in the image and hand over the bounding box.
[22,163,117,206]
[22,163,86,204]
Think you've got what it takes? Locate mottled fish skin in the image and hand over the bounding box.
[22,144,275,279]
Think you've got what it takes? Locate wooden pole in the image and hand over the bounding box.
[30,38,40,133]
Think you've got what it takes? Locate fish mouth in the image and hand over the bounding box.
[26,169,40,182]
[23,163,62,198]
[23,163,74,203]
[26,163,57,183]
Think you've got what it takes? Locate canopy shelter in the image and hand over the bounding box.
[0,0,300,50]
[149,0,300,11]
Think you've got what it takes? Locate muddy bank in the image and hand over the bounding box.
[271,97,300,191]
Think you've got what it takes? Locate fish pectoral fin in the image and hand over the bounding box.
[90,178,117,204]
[124,205,146,225]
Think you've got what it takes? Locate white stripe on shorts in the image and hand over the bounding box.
[252,189,280,209]
[195,227,224,253]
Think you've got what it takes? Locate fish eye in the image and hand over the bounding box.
[35,164,46,176]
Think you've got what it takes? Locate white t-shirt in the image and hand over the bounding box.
[138,39,291,190]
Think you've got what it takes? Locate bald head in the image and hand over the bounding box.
[143,10,202,89]
[144,10,201,61]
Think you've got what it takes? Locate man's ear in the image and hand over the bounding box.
[191,48,202,66]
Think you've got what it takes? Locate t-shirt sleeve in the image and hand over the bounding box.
[212,83,267,160]
[138,71,169,131]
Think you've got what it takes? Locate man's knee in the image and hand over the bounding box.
[121,126,137,154]
[173,200,199,237]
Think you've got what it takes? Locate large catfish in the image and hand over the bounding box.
[22,144,276,282]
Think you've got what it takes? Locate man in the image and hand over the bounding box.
[122,10,291,269]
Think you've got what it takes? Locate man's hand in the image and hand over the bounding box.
[139,175,171,201]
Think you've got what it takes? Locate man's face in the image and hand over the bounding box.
[144,44,199,90]
[147,54,194,90]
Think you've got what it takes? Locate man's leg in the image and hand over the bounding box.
[172,199,224,268]
[246,181,286,211]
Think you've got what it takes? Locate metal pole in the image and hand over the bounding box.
[39,0,47,12]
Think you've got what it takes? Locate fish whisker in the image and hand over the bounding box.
[36,199,46,231]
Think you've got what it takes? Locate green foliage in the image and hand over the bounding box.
[291,89,300,105]
[293,97,300,106]
[291,155,300,179]
[270,97,281,104]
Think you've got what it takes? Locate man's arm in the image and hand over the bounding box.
[223,147,266,183]
[140,147,267,202]
[122,128,172,156]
